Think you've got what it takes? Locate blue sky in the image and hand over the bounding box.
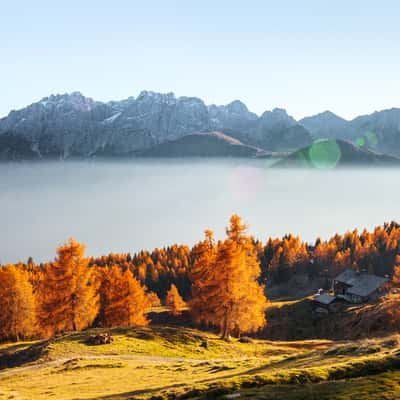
[1,0,400,119]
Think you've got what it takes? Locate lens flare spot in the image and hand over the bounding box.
[365,131,379,148]
[308,139,341,169]
[356,137,365,148]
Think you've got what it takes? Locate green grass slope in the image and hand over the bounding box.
[0,325,399,400]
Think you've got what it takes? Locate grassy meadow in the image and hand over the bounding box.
[0,321,399,400]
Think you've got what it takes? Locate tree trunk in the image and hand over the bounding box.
[71,293,77,331]
[221,311,230,340]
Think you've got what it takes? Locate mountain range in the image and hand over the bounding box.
[1,91,400,160]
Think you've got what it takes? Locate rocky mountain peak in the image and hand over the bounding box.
[225,100,249,115]
[272,107,288,114]
[38,91,95,112]
[320,110,342,118]
[137,90,176,104]
[260,108,296,126]
[303,110,347,123]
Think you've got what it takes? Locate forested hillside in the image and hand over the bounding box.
[1,217,400,342]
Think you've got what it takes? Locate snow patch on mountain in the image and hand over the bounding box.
[103,112,122,124]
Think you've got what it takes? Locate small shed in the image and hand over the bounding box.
[312,293,337,312]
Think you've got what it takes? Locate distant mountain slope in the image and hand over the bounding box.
[350,108,400,156]
[209,105,312,151]
[274,139,400,168]
[255,108,312,151]
[300,111,355,140]
[136,131,265,157]
[0,91,312,160]
[0,132,38,161]
[300,108,400,157]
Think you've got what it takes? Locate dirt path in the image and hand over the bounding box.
[0,354,206,378]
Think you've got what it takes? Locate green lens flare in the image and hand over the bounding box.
[356,137,365,147]
[308,139,341,169]
[365,131,379,148]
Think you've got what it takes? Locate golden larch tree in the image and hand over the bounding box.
[189,229,217,321]
[146,291,161,308]
[190,215,268,339]
[392,255,400,288]
[0,265,37,341]
[39,238,99,336]
[165,284,186,316]
[101,265,150,327]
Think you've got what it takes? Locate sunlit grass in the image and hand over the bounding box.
[0,326,399,400]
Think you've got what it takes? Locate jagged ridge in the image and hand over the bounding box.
[2,91,400,160]
[0,91,311,159]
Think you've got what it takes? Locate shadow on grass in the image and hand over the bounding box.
[0,340,50,370]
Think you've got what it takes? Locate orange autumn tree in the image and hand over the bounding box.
[147,291,161,308]
[190,215,268,339]
[100,265,150,327]
[0,265,37,341]
[39,238,99,336]
[392,255,400,288]
[165,284,186,316]
[189,229,217,321]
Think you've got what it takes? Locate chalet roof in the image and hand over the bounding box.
[335,269,359,285]
[346,275,388,297]
[335,269,388,298]
[313,294,337,305]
